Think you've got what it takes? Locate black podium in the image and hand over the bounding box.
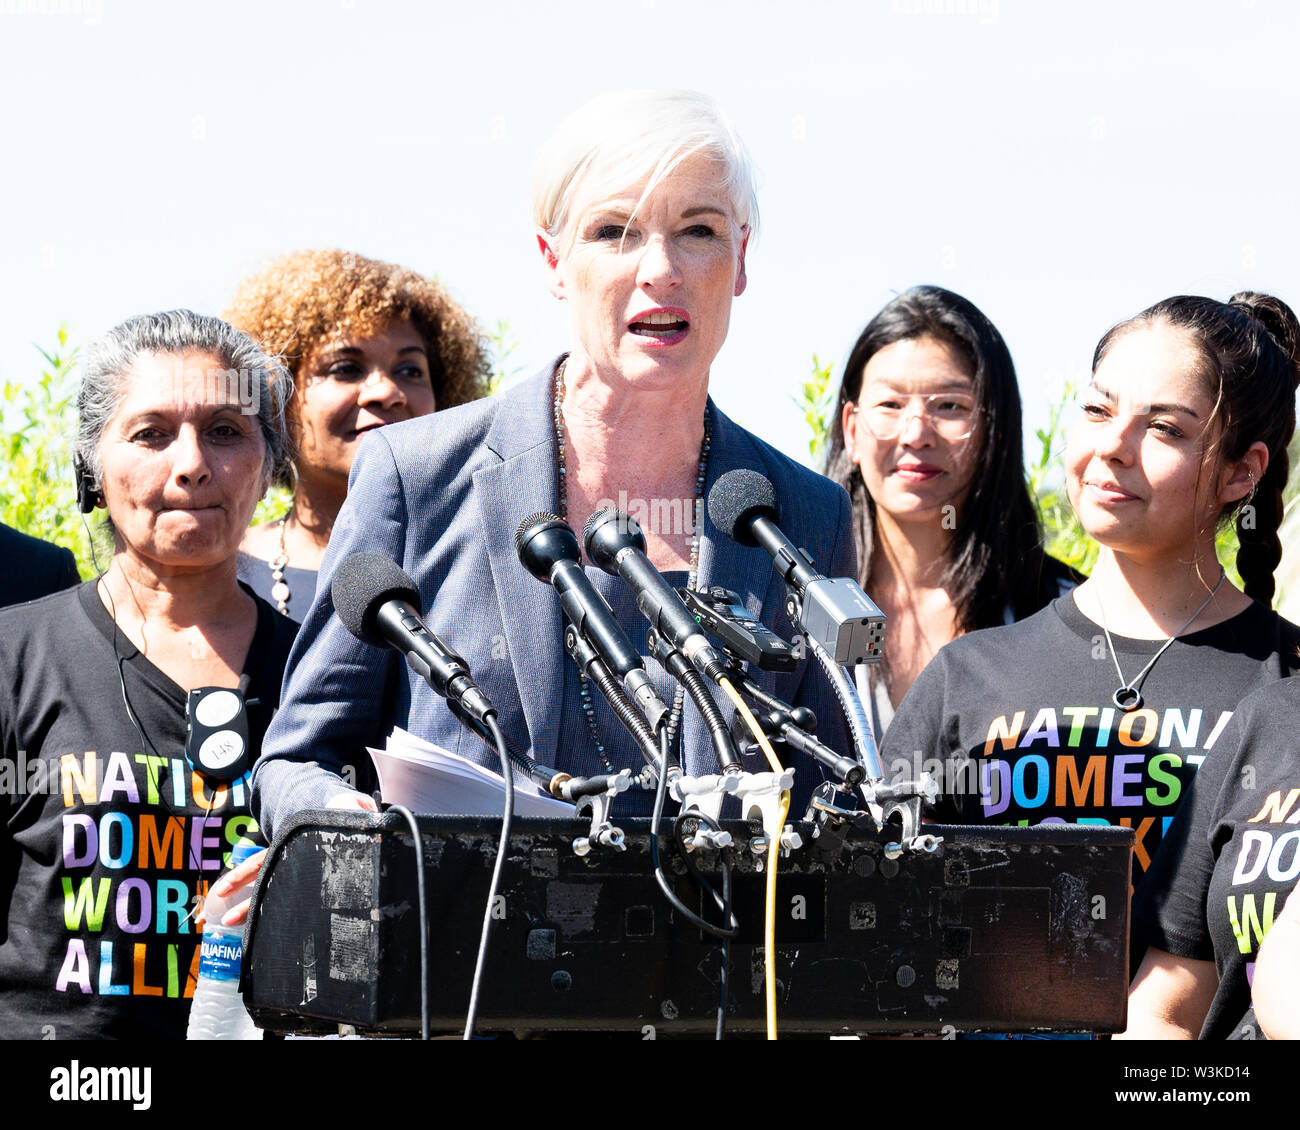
[242,811,1134,1036]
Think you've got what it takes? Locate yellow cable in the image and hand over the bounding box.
[719,676,791,1041]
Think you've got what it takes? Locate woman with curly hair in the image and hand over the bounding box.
[227,249,491,618]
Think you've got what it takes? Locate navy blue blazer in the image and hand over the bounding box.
[0,523,79,610]
[252,364,857,838]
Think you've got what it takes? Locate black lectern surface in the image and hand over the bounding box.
[242,811,1133,1036]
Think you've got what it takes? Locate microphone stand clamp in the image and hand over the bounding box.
[804,779,872,859]
[734,767,801,860]
[670,771,741,823]
[863,772,943,857]
[571,770,633,857]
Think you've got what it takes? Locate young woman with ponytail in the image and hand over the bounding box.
[1118,299,1300,1039]
[880,292,1300,924]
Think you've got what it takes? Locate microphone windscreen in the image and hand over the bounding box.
[516,512,583,579]
[582,508,647,569]
[332,553,421,644]
[515,511,563,555]
[708,469,779,546]
[580,507,613,548]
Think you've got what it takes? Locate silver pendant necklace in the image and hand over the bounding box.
[269,511,292,615]
[1096,570,1227,711]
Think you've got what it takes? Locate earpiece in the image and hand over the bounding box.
[73,452,102,514]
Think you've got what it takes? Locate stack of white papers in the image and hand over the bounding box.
[367,728,575,818]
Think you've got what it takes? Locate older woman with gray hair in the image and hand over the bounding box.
[0,309,297,1038]
[253,89,856,838]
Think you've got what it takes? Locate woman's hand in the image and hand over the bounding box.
[197,793,376,930]
[1252,883,1300,1039]
[1119,947,1218,1039]
[326,790,379,814]
[200,848,267,930]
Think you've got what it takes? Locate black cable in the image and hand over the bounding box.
[387,804,428,1041]
[97,541,210,884]
[464,713,513,1040]
[717,861,730,1040]
[458,701,625,805]
[673,810,734,928]
[718,878,731,1038]
[84,515,267,953]
[457,709,559,792]
[672,807,733,1040]
[502,739,549,787]
[649,729,738,940]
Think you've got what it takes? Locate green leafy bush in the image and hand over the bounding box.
[0,328,107,578]
[792,353,836,462]
[1024,377,1098,576]
[487,319,525,395]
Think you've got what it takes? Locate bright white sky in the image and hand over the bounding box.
[2,0,1297,469]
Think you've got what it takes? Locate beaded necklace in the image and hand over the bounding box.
[268,512,292,615]
[553,359,711,769]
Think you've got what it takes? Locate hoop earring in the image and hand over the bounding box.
[1245,469,1258,505]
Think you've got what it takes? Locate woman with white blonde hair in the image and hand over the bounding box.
[252,89,858,837]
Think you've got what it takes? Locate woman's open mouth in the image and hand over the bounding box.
[628,309,690,344]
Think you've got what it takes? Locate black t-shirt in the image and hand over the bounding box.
[880,593,1300,896]
[1133,677,1300,1040]
[0,581,296,1039]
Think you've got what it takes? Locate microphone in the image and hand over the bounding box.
[708,469,884,665]
[515,513,670,733]
[582,509,728,684]
[332,553,495,725]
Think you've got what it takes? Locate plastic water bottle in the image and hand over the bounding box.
[186,840,265,1040]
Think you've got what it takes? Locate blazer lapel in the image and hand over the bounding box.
[475,365,566,768]
[696,400,778,614]
[682,401,781,774]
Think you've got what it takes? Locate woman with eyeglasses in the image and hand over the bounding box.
[824,286,1075,739]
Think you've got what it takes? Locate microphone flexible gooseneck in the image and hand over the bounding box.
[583,509,740,773]
[516,513,672,734]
